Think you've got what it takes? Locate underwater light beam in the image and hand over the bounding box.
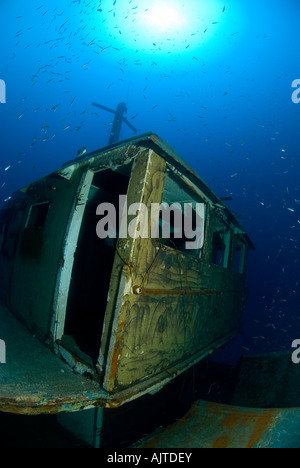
[105,0,225,53]
[145,5,186,32]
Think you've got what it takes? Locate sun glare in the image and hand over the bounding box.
[98,0,236,55]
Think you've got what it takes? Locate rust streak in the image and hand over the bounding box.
[212,435,230,449]
[135,287,244,296]
[247,411,278,448]
[109,342,121,386]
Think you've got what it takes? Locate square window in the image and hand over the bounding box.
[0,223,7,252]
[26,202,50,229]
[233,239,247,274]
[211,217,231,268]
[159,172,206,259]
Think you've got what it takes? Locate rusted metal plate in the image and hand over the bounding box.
[134,400,300,448]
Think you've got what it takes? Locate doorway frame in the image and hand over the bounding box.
[51,169,94,343]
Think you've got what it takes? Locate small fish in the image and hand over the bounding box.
[17,110,27,119]
[101,45,111,52]
[4,165,11,172]
[230,173,238,179]
[59,19,69,30]
[77,147,87,157]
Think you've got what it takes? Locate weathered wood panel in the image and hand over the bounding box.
[115,262,245,389]
[103,149,167,391]
[103,149,246,393]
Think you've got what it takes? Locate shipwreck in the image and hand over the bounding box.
[0,132,254,415]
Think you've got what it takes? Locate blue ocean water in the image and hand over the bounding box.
[0,0,299,363]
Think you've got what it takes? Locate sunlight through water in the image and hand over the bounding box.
[98,0,232,54]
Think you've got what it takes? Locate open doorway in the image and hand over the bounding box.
[62,165,131,366]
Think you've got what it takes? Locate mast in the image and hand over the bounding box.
[92,101,137,145]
